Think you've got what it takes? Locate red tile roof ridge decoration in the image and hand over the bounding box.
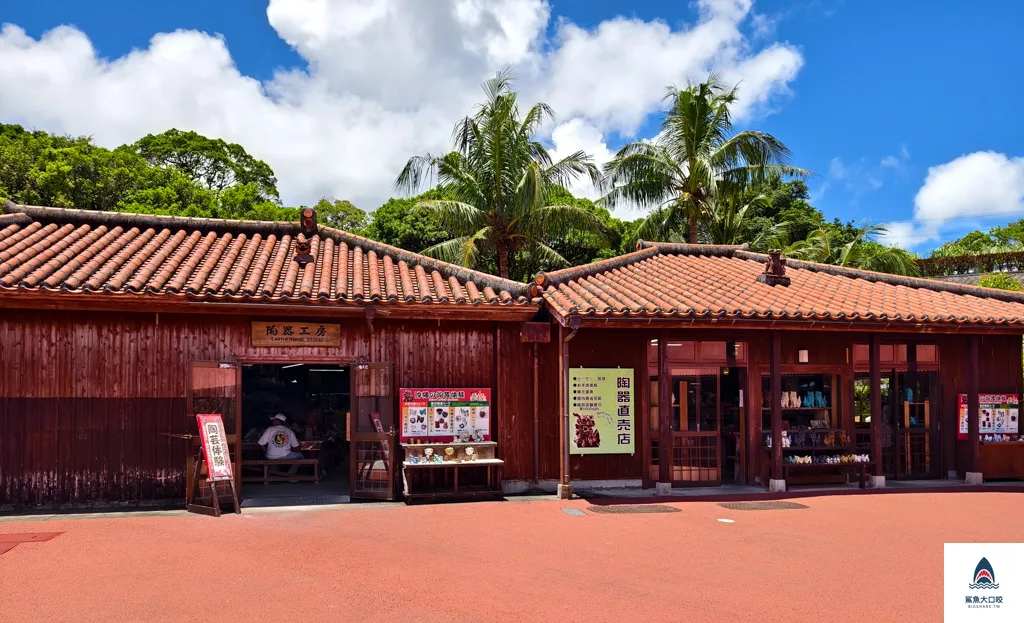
[0,201,534,310]
[538,239,1024,327]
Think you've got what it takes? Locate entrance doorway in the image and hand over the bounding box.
[649,366,744,486]
[853,369,939,479]
[240,363,351,505]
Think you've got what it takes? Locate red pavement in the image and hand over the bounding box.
[0,492,1020,622]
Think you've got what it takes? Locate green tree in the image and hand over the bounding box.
[130,129,279,201]
[786,223,921,276]
[395,70,605,279]
[601,73,808,244]
[977,273,1023,291]
[362,192,451,253]
[313,198,368,232]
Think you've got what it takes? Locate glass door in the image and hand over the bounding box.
[186,361,241,505]
[895,371,938,479]
[349,362,397,500]
[670,368,720,484]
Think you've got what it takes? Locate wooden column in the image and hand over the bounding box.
[558,324,569,493]
[658,330,671,484]
[968,335,981,474]
[870,333,883,477]
[770,332,783,481]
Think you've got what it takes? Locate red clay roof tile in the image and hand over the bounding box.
[0,202,533,310]
[534,242,1024,327]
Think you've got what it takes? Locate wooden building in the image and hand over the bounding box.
[3,203,1024,510]
[533,242,1024,496]
[0,202,545,508]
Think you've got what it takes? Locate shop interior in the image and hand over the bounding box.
[240,363,351,505]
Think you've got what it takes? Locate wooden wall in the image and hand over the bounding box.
[0,309,539,507]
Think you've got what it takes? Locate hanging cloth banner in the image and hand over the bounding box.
[196,414,234,481]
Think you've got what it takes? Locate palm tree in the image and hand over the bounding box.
[394,71,605,279]
[601,73,809,243]
[786,224,921,276]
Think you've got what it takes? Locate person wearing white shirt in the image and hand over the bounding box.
[258,414,303,474]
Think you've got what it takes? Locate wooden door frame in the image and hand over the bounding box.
[185,361,242,505]
[349,361,398,501]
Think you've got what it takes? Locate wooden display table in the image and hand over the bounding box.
[980,442,1024,479]
[401,442,504,503]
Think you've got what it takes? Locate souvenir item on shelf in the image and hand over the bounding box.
[765,434,772,449]
[409,456,420,464]
[472,432,484,442]
[459,431,472,443]
[445,446,455,458]
[465,446,476,461]
[433,455,443,463]
[793,392,802,408]
[824,431,835,447]
[424,448,434,459]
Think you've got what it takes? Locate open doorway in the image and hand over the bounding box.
[240,363,351,506]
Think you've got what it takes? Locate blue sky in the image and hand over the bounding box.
[2,0,1023,252]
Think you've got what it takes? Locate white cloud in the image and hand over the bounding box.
[548,118,613,201]
[881,151,1024,251]
[0,0,804,210]
[829,157,848,179]
[914,151,1024,226]
[876,220,918,248]
[880,155,900,168]
[880,143,910,168]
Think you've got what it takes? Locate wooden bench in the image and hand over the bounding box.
[242,459,320,484]
[782,461,875,489]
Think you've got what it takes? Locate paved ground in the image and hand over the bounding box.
[0,492,1020,622]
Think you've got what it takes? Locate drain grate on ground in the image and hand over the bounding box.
[561,508,587,516]
[586,504,681,514]
[716,501,809,511]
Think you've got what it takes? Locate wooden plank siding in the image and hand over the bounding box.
[0,309,536,507]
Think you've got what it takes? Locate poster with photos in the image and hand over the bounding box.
[399,388,491,442]
[958,393,1019,439]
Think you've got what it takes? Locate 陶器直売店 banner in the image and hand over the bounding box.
[400,388,491,443]
[570,368,634,455]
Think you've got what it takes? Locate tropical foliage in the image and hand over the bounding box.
[977,273,1023,291]
[784,223,921,276]
[394,71,605,279]
[601,73,808,244]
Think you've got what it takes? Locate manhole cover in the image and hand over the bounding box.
[586,504,681,514]
[716,501,809,511]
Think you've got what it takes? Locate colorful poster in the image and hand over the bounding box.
[196,414,233,482]
[958,394,1019,439]
[399,388,491,442]
[570,368,634,455]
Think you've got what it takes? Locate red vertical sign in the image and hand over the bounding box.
[196,414,234,482]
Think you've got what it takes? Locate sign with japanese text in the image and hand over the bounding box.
[958,394,1019,440]
[570,368,634,455]
[251,321,341,347]
[399,388,491,443]
[196,414,233,482]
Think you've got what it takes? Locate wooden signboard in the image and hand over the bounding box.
[251,321,341,347]
[188,414,240,517]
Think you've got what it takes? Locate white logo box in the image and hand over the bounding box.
[945,543,1024,622]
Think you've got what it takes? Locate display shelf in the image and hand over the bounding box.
[761,407,832,412]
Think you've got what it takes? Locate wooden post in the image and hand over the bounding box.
[967,335,981,482]
[870,333,883,479]
[558,323,571,499]
[658,330,671,488]
[770,332,783,489]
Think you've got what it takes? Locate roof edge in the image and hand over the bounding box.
[4,201,300,237]
[734,249,1024,305]
[636,240,749,254]
[318,225,531,299]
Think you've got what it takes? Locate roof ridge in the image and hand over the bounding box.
[636,241,749,254]
[733,249,1024,305]
[532,246,660,295]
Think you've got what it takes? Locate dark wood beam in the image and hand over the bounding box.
[658,330,671,484]
[770,331,783,483]
[870,333,883,477]
[968,335,981,474]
